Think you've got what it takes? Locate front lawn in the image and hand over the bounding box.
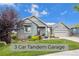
[0,39,79,56]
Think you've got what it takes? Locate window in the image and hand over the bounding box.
[24,25,31,32]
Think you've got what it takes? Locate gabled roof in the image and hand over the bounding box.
[52,22,70,29]
[60,23,70,29]
[23,16,47,27]
[67,25,74,29]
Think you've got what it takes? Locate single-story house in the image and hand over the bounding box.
[17,16,48,39]
[17,16,73,39]
[52,23,72,37]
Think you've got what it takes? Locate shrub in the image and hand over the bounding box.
[0,41,6,47]
[39,36,42,40]
[12,36,16,40]
[29,36,42,41]
[11,35,19,41]
[28,36,31,39]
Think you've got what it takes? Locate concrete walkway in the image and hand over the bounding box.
[60,36,79,42]
[41,49,79,56]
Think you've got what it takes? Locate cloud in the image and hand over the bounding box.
[27,4,48,17]
[27,4,40,17]
[32,4,38,9]
[24,9,27,12]
[31,9,40,17]
[41,10,48,15]
[60,10,68,16]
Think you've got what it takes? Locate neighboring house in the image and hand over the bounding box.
[17,16,48,39]
[70,26,79,36]
[52,23,72,37]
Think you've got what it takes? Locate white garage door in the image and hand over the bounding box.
[53,30,70,37]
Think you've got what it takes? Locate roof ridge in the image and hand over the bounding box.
[59,22,70,29]
[30,16,48,26]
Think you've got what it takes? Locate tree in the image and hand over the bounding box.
[74,5,79,11]
[74,5,79,28]
[0,7,18,44]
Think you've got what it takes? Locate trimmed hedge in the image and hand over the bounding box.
[29,36,42,41]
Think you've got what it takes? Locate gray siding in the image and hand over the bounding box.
[31,23,37,36]
[17,23,37,39]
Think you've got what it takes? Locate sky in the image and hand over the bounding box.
[0,3,79,25]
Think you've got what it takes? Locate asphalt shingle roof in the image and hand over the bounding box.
[23,16,47,27]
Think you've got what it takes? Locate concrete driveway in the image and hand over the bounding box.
[60,36,79,42]
[41,49,79,56]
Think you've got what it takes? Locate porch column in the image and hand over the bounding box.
[45,27,48,36]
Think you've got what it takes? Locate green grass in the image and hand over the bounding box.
[0,39,79,56]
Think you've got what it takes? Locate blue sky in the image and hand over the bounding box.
[0,3,79,25]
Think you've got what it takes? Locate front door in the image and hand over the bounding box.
[37,28,40,35]
[37,27,45,36]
